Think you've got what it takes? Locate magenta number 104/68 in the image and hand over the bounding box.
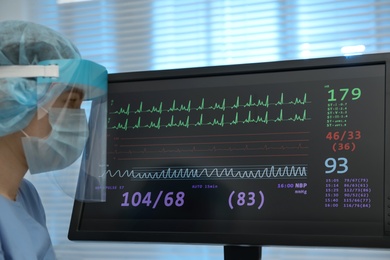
[121,191,185,208]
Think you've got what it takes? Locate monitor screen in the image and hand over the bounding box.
[69,53,390,248]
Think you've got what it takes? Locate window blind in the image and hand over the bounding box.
[29,0,390,73]
[24,0,390,259]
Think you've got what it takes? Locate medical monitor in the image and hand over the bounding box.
[69,53,390,249]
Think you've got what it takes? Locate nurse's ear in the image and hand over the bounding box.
[21,108,51,139]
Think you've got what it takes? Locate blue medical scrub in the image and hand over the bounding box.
[0,179,56,260]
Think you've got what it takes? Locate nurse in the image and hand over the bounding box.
[0,20,107,259]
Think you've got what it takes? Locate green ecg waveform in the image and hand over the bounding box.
[111,93,309,116]
[111,109,309,130]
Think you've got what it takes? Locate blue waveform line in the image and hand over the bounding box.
[103,165,307,180]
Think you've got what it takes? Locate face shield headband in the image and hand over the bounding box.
[0,59,107,202]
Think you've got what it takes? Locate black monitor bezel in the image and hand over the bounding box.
[69,53,390,248]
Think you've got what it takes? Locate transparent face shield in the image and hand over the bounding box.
[0,59,107,202]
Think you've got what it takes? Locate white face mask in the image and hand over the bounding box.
[21,108,89,174]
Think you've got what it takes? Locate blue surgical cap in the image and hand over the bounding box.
[0,20,81,137]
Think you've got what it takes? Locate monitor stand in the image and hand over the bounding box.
[224,245,262,260]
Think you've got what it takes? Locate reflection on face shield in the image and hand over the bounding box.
[21,108,89,174]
